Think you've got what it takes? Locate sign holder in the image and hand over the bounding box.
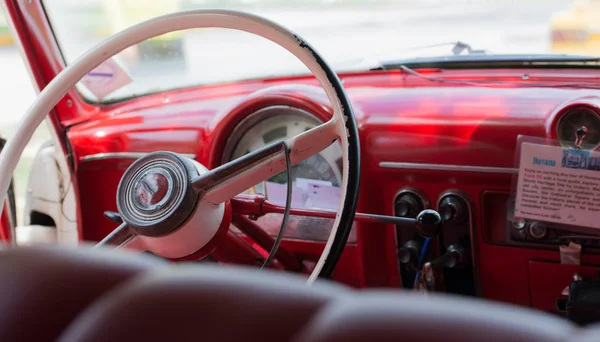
[80,58,132,101]
[509,130,600,237]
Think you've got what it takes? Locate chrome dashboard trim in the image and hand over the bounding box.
[81,152,196,162]
[379,162,517,175]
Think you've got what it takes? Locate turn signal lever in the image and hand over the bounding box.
[104,211,123,224]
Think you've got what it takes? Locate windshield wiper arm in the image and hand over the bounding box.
[451,41,488,56]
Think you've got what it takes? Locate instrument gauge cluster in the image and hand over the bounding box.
[226,106,343,192]
[223,105,355,242]
[556,106,600,149]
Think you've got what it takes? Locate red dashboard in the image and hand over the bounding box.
[62,67,600,313]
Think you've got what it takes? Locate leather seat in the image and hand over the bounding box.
[0,246,591,341]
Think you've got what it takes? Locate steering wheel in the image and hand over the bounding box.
[0,10,360,283]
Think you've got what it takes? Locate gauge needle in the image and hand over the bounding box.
[568,121,598,135]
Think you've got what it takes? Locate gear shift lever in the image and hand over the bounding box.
[411,210,445,292]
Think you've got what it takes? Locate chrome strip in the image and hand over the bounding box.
[379,162,517,175]
[81,152,196,162]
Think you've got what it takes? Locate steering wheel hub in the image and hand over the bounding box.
[133,168,173,211]
[117,152,199,237]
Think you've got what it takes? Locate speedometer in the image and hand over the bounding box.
[223,105,353,242]
[227,106,343,198]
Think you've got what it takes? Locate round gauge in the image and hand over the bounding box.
[556,107,600,149]
[226,106,343,198]
[223,105,354,243]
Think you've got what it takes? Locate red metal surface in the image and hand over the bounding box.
[232,215,302,271]
[210,231,261,266]
[268,239,363,287]
[4,0,86,238]
[65,76,600,306]
[9,0,600,312]
[0,202,12,242]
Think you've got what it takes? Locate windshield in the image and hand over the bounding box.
[42,0,578,103]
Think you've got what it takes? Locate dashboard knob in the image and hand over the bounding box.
[528,222,548,240]
[434,244,464,268]
[395,193,424,218]
[439,195,467,222]
[415,209,442,238]
[398,240,421,264]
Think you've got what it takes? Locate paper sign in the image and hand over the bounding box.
[264,179,341,210]
[514,142,600,229]
[304,182,341,210]
[296,178,332,190]
[80,58,132,100]
[265,181,306,208]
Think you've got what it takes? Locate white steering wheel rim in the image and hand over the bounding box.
[0,9,357,284]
